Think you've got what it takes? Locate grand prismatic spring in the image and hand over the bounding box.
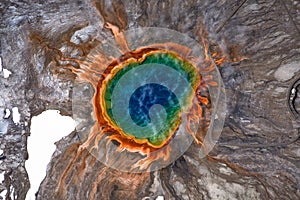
[68,25,226,173]
[35,25,227,196]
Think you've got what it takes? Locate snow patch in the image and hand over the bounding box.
[0,57,2,72]
[10,187,15,200]
[3,68,12,79]
[25,110,75,200]
[156,196,164,200]
[4,109,10,119]
[0,172,4,183]
[0,121,8,135]
[12,107,20,125]
[0,190,6,199]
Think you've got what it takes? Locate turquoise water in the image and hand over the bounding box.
[103,52,199,147]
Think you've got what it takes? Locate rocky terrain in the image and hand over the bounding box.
[0,0,299,199]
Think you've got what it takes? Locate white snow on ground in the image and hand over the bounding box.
[4,108,10,119]
[0,57,12,79]
[0,190,6,200]
[0,172,4,183]
[12,107,20,125]
[156,196,164,200]
[0,149,3,166]
[3,68,12,78]
[0,168,5,199]
[0,56,2,72]
[25,110,75,200]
